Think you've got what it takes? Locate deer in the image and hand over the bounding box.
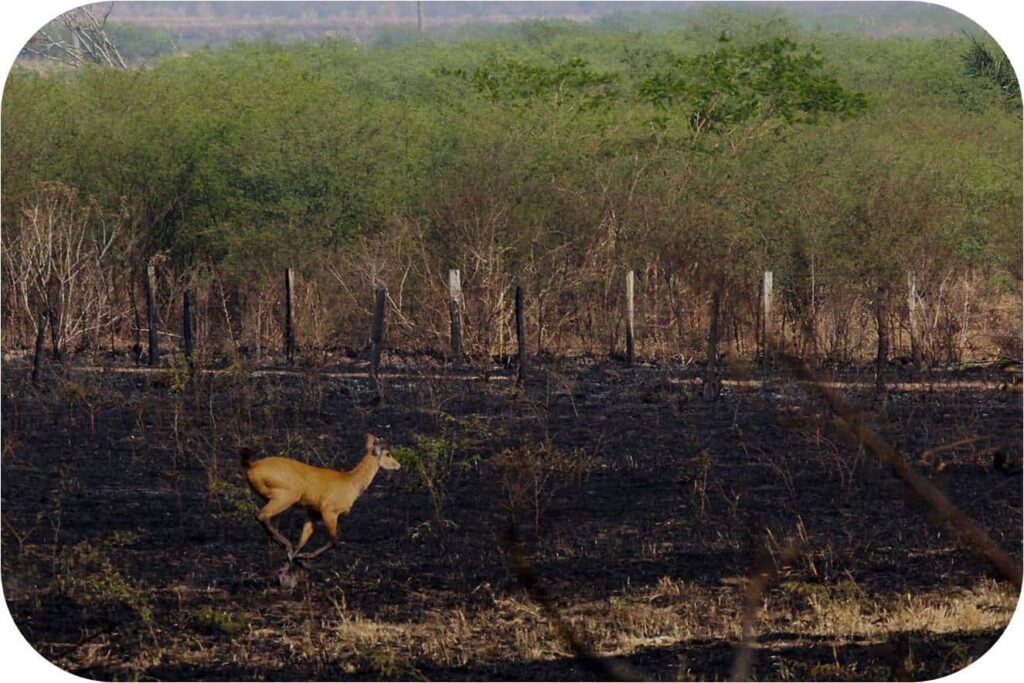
[241,433,400,563]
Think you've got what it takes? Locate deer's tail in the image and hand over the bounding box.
[239,446,257,469]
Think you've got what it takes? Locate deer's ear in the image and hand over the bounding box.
[365,433,376,449]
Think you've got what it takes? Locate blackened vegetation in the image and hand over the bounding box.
[2,352,1020,680]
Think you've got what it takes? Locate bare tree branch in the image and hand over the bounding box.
[24,4,127,69]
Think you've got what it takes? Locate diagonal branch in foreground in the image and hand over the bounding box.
[782,354,1022,590]
[731,540,803,681]
[500,526,645,682]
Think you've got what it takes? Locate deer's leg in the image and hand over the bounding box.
[293,539,336,561]
[294,511,339,561]
[256,494,300,556]
[293,518,316,558]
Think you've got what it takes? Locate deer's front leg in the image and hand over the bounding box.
[293,511,339,562]
[289,518,316,561]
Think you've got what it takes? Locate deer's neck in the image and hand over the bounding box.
[347,451,380,497]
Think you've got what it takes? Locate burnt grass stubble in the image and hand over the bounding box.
[1,351,1021,680]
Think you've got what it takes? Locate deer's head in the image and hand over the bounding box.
[366,433,401,471]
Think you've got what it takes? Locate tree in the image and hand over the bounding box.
[23,4,127,69]
[961,34,1020,112]
[637,36,867,150]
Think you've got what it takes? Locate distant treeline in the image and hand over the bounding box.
[25,2,991,61]
[2,14,1020,366]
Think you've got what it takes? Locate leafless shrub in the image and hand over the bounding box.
[1,182,126,357]
[493,439,599,537]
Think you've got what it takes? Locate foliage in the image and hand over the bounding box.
[637,36,867,142]
[1,10,1020,363]
[164,353,192,394]
[208,475,257,523]
[58,535,153,624]
[440,56,620,111]
[391,417,487,524]
[961,34,1021,112]
[193,605,250,636]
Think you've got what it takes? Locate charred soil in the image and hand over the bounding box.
[2,354,1021,680]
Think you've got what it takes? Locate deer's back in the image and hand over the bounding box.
[247,457,349,510]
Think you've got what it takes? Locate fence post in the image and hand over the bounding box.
[284,268,295,364]
[907,271,922,371]
[625,270,635,365]
[809,255,817,365]
[182,289,194,367]
[145,259,159,366]
[762,270,773,368]
[515,285,527,386]
[537,292,545,356]
[130,284,143,364]
[32,309,49,388]
[875,285,889,395]
[703,285,721,401]
[448,269,462,364]
[370,286,387,400]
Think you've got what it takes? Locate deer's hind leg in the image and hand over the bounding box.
[256,493,301,557]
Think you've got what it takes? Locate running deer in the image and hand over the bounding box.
[241,433,401,562]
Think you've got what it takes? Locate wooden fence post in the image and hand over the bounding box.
[32,309,49,388]
[809,255,818,365]
[182,289,194,367]
[370,286,387,399]
[145,259,159,366]
[762,270,773,368]
[130,283,143,364]
[284,268,295,364]
[47,300,62,362]
[448,269,462,364]
[625,270,635,364]
[515,285,527,385]
[703,285,721,401]
[537,292,545,356]
[875,285,889,395]
[907,271,922,371]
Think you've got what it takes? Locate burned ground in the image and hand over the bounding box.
[1,354,1020,680]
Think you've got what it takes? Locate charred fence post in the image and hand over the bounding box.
[625,270,635,365]
[809,255,818,366]
[182,289,194,369]
[537,292,545,356]
[875,285,889,395]
[284,268,296,365]
[448,269,462,365]
[145,259,159,366]
[32,309,49,388]
[370,286,387,400]
[515,285,527,386]
[130,282,143,364]
[703,285,722,401]
[48,302,62,363]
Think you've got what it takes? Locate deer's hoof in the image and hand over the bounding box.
[277,563,300,590]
